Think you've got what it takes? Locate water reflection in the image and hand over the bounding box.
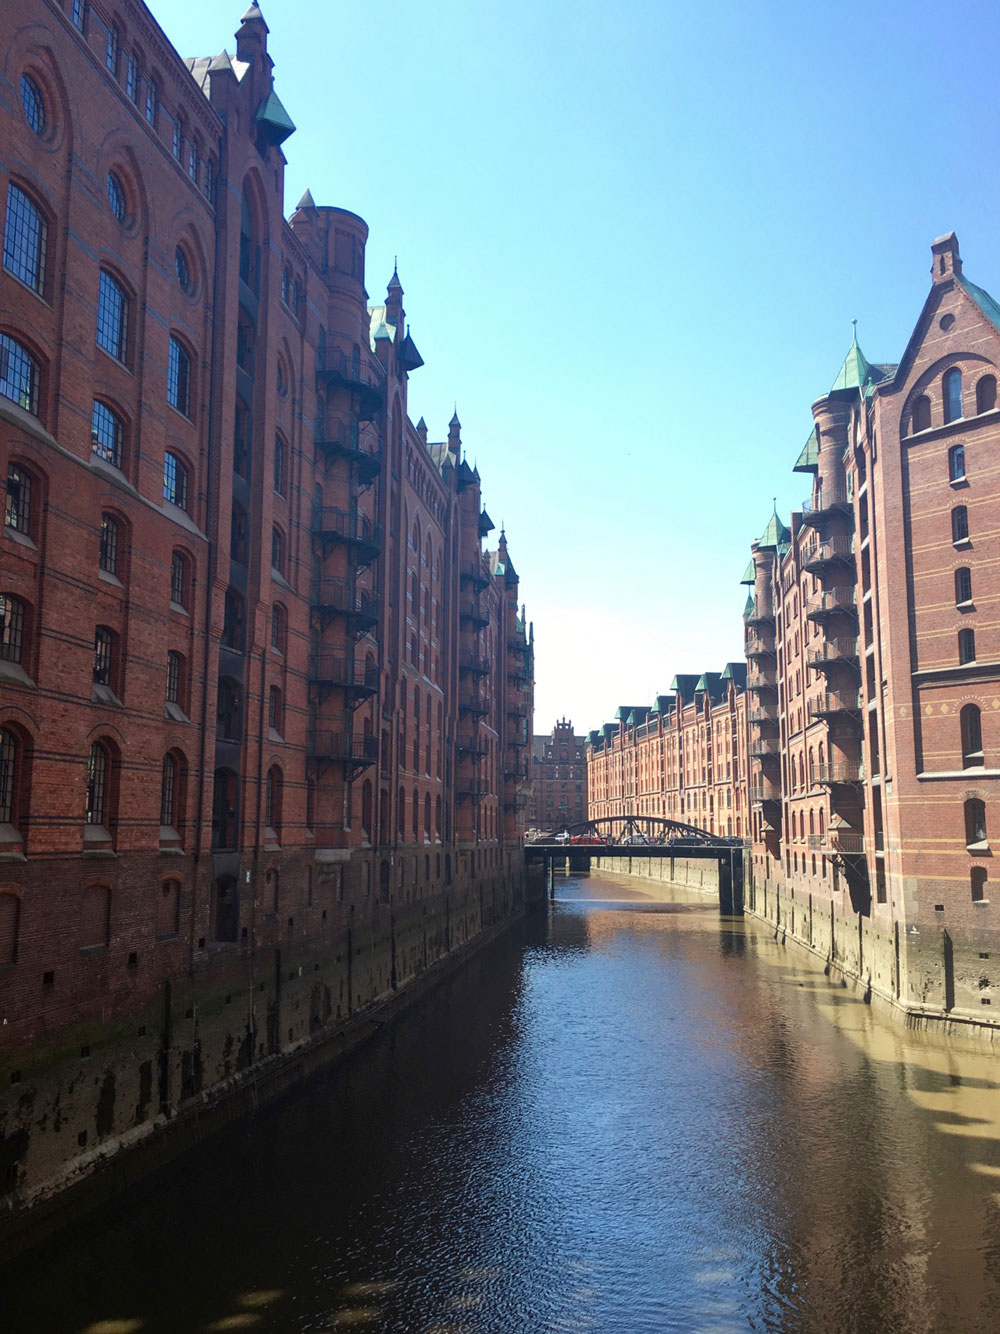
[5,871,1000,1332]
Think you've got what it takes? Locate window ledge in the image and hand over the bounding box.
[956,600,976,612]
[966,840,990,853]
[0,661,35,689]
[165,702,190,723]
[953,538,972,550]
[92,683,122,706]
[169,600,189,616]
[162,502,203,539]
[99,569,124,589]
[268,728,284,743]
[3,527,36,552]
[949,476,969,489]
[82,848,118,859]
[974,899,991,907]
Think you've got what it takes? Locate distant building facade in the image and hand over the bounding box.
[0,0,532,1231]
[588,668,749,838]
[530,719,588,830]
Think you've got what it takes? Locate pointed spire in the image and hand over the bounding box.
[450,405,460,428]
[241,2,267,26]
[830,321,872,393]
[296,188,316,212]
[387,259,403,293]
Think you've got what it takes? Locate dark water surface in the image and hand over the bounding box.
[6,872,1000,1333]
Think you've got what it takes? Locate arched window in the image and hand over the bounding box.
[959,628,976,665]
[268,684,283,736]
[4,463,33,536]
[412,786,419,842]
[211,769,238,849]
[93,625,118,692]
[223,588,244,651]
[397,786,405,838]
[274,434,286,495]
[86,741,111,826]
[167,337,191,417]
[0,332,40,414]
[106,22,119,75]
[270,525,284,576]
[961,704,984,769]
[270,603,286,653]
[976,375,997,414]
[170,550,190,608]
[4,183,48,293]
[166,650,186,713]
[188,139,199,184]
[159,751,184,830]
[955,567,972,606]
[217,677,241,740]
[72,0,86,32]
[163,451,189,510]
[965,798,987,847]
[97,270,129,362]
[971,868,988,903]
[0,594,26,664]
[19,74,45,134]
[91,400,125,468]
[125,51,138,103]
[424,792,431,840]
[944,368,963,423]
[0,726,26,831]
[175,246,191,294]
[99,513,120,574]
[107,171,126,222]
[911,394,931,433]
[265,766,282,837]
[0,891,20,966]
[948,444,965,482]
[951,505,969,544]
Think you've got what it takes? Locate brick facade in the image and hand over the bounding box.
[0,0,533,1222]
[529,719,588,831]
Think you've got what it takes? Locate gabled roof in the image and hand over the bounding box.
[793,426,818,474]
[958,275,1000,332]
[649,693,675,714]
[670,673,701,701]
[720,661,747,688]
[615,705,648,723]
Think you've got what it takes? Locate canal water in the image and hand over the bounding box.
[6,870,1000,1333]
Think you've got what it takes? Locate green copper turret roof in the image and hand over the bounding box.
[741,560,755,585]
[793,426,819,474]
[757,508,790,551]
[254,89,295,144]
[829,323,891,396]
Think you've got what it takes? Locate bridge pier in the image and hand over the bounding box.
[547,859,556,899]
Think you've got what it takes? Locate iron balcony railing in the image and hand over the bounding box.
[308,656,379,693]
[807,690,862,718]
[801,486,850,526]
[459,652,491,677]
[750,781,781,802]
[311,577,379,625]
[307,731,378,765]
[744,597,775,626]
[746,633,776,658]
[459,597,489,627]
[455,778,485,800]
[315,422,381,481]
[811,762,864,785]
[749,739,780,759]
[312,506,381,553]
[458,691,489,716]
[316,340,386,396]
[808,831,866,854]
[802,535,855,570]
[459,560,491,591]
[748,704,779,723]
[806,637,859,667]
[805,587,857,619]
[748,665,778,690]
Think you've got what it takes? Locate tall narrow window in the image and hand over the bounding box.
[268,685,283,735]
[959,628,976,665]
[99,513,119,574]
[145,77,157,127]
[271,526,284,576]
[86,743,108,825]
[93,627,114,686]
[976,375,996,414]
[265,767,282,835]
[106,23,119,75]
[961,704,984,769]
[172,117,182,161]
[72,0,86,31]
[91,400,124,468]
[125,52,137,102]
[167,337,191,416]
[203,157,215,202]
[223,588,244,651]
[160,753,177,827]
[4,184,48,293]
[211,770,238,849]
[107,172,126,222]
[0,595,25,663]
[0,728,18,826]
[170,551,189,608]
[217,678,241,740]
[0,333,40,414]
[270,604,286,653]
[955,567,972,606]
[5,464,32,536]
[96,270,128,362]
[19,75,45,134]
[239,191,257,292]
[951,505,969,544]
[965,798,988,847]
[166,650,184,707]
[911,395,931,433]
[188,140,198,184]
[944,368,963,423]
[949,444,965,482]
[163,451,189,510]
[971,868,988,903]
[274,435,286,495]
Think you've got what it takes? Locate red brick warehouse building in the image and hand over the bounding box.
[0,0,533,1229]
[529,718,588,832]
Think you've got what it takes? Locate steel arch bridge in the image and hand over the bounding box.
[528,815,742,848]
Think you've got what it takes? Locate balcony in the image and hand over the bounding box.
[459,596,489,629]
[312,507,381,564]
[805,587,857,621]
[457,730,489,758]
[802,535,854,573]
[806,637,859,669]
[316,340,385,418]
[811,762,864,785]
[459,652,491,677]
[458,691,489,717]
[744,598,775,628]
[315,423,381,484]
[807,690,862,719]
[747,665,777,692]
[746,633,776,659]
[808,830,866,854]
[750,781,781,802]
[307,730,377,773]
[311,577,379,632]
[460,560,491,592]
[309,655,378,703]
[456,778,485,802]
[749,739,780,760]
[748,704,778,723]
[801,485,851,528]
[507,696,530,719]
[504,792,529,810]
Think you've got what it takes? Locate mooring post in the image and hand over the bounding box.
[548,858,555,898]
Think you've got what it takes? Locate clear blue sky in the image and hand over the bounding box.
[162,0,1000,737]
